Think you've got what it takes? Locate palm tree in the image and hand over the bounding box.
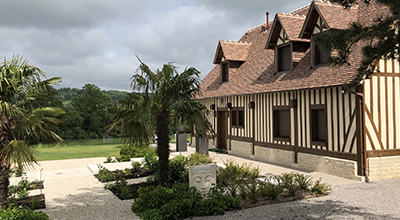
[109,58,213,187]
[0,55,65,208]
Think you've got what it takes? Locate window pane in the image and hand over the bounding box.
[312,109,326,142]
[238,110,244,127]
[222,62,229,82]
[274,110,290,138]
[315,45,329,65]
[231,110,237,126]
[278,45,291,71]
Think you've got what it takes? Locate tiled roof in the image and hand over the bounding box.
[213,41,251,64]
[316,1,358,30]
[266,14,308,49]
[197,0,366,100]
[300,1,357,39]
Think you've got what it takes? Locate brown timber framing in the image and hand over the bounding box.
[201,86,363,168]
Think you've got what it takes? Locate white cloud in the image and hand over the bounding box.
[0,0,312,91]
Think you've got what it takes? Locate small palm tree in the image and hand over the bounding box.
[109,58,213,187]
[0,55,65,208]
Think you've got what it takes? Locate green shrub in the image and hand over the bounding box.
[132,162,141,171]
[143,151,158,171]
[132,183,239,220]
[30,198,43,210]
[311,178,331,195]
[217,159,259,186]
[186,153,213,166]
[169,155,189,183]
[97,166,116,182]
[259,177,283,200]
[0,206,49,220]
[241,179,261,204]
[294,173,312,190]
[8,178,30,201]
[276,172,299,196]
[120,145,156,162]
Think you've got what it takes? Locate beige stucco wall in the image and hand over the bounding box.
[368,156,400,181]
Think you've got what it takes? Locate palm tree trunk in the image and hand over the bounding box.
[156,111,170,187]
[0,165,10,209]
[0,117,13,209]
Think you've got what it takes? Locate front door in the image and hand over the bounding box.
[217,110,228,149]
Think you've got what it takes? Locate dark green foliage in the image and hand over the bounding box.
[97,167,116,182]
[118,145,156,162]
[143,151,158,172]
[294,173,313,190]
[131,183,239,220]
[169,155,189,183]
[314,0,400,87]
[132,162,141,172]
[0,206,49,220]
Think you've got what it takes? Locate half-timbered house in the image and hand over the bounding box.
[196,0,399,181]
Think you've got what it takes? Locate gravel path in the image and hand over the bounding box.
[22,158,140,220]
[192,178,400,220]
[19,157,400,220]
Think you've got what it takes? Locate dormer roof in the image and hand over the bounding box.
[299,1,358,39]
[213,41,251,64]
[266,13,308,49]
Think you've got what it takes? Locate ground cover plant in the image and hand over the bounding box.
[34,139,125,161]
[0,206,49,220]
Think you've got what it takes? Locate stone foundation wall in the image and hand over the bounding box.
[254,146,294,167]
[230,140,252,157]
[368,156,400,181]
[253,146,360,180]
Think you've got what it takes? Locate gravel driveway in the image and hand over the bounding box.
[20,157,400,220]
[192,178,400,220]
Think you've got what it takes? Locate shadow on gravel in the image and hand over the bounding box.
[192,198,398,220]
[39,187,138,220]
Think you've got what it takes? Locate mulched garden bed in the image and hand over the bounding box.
[9,194,46,210]
[108,182,155,200]
[95,168,155,183]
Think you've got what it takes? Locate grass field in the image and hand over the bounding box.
[34,139,125,161]
[34,134,191,161]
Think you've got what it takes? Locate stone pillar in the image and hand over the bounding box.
[176,126,187,152]
[196,136,209,155]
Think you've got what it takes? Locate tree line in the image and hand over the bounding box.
[41,84,128,141]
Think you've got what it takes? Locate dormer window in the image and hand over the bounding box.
[277,44,291,72]
[314,44,330,65]
[221,61,229,82]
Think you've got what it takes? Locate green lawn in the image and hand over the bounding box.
[34,139,125,161]
[34,135,192,161]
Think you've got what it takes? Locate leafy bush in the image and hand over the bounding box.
[143,151,158,171]
[294,173,312,190]
[131,183,239,220]
[169,155,189,183]
[119,145,156,162]
[97,166,116,182]
[259,177,283,200]
[132,162,141,171]
[276,172,298,196]
[217,159,259,186]
[8,178,30,201]
[0,206,49,220]
[186,153,213,166]
[311,178,331,195]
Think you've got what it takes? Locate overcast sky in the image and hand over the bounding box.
[0,0,311,91]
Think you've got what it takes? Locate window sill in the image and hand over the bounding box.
[311,141,326,146]
[274,137,290,142]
